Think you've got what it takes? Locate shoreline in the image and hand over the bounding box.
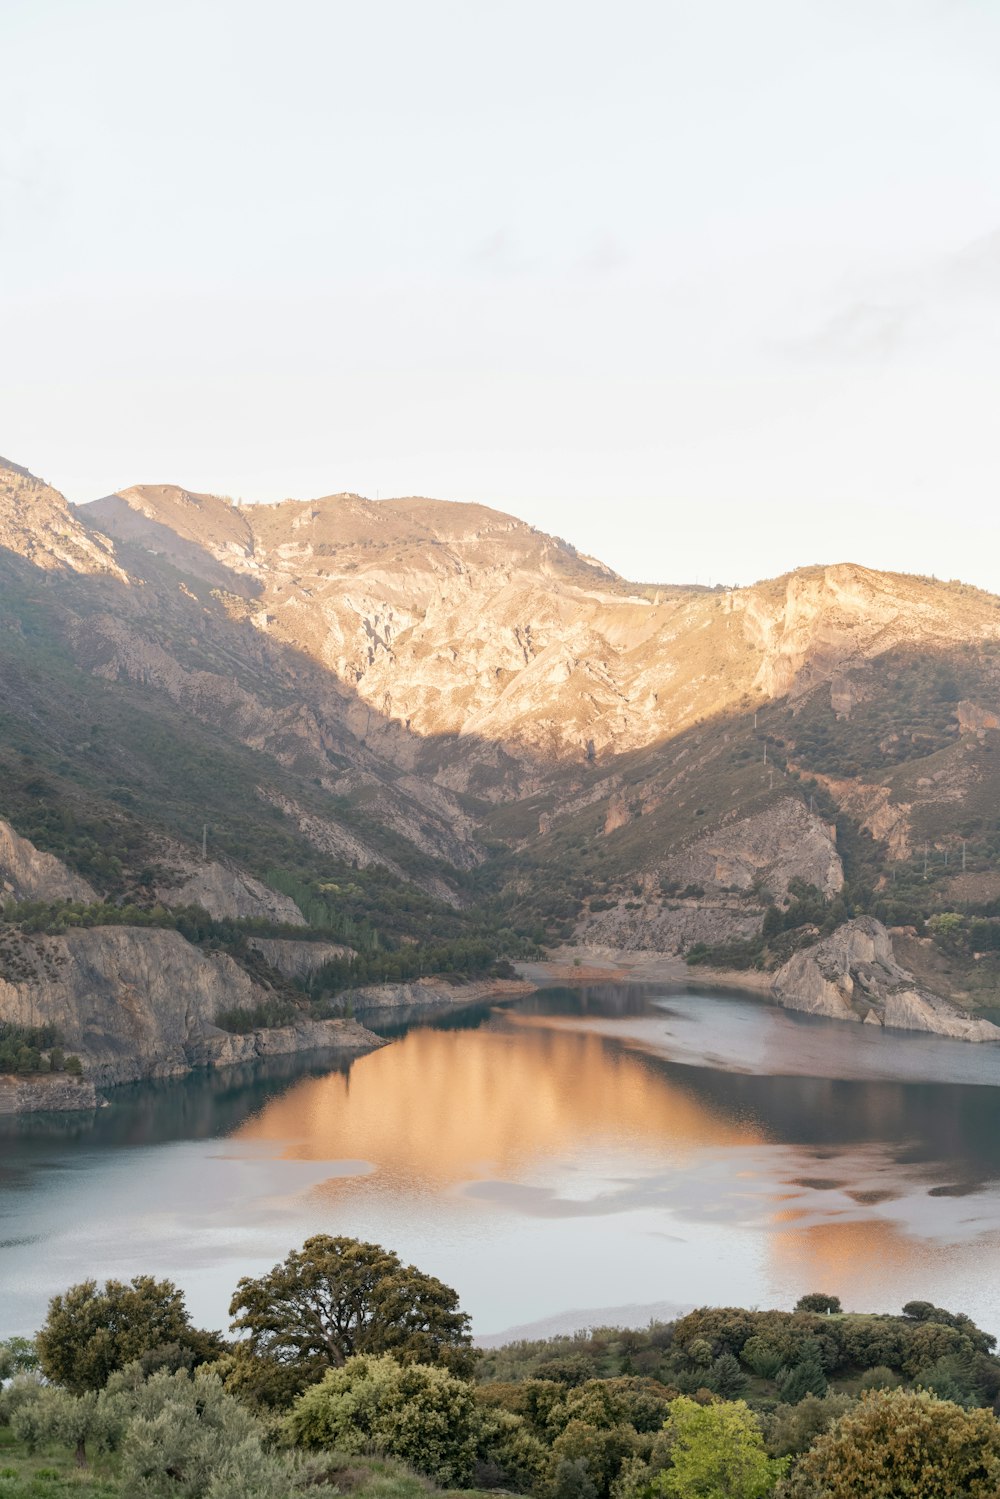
[515,945,775,997]
[0,974,537,1116]
[0,954,769,1116]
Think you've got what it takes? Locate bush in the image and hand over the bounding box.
[781,1388,1000,1497]
[283,1353,482,1486]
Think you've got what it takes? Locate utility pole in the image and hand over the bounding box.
[763,742,767,766]
[202,823,208,862]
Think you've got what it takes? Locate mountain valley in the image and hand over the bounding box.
[4,455,1000,1104]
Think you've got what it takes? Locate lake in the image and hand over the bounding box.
[4,983,1000,1343]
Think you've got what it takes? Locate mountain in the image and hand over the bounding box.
[3,454,1000,1103]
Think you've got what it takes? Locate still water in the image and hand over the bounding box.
[4,985,1000,1342]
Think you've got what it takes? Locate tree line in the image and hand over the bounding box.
[5,1238,1000,1497]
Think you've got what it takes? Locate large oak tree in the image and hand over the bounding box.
[228,1235,474,1406]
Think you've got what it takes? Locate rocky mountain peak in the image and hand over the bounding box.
[0,458,125,580]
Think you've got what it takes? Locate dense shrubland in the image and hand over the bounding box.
[5,1242,1000,1499]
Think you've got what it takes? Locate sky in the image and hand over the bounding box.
[2,0,1000,589]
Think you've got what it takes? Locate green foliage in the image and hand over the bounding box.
[654,1397,788,1499]
[117,1367,315,1498]
[283,1354,482,1487]
[793,1295,841,1316]
[35,1277,222,1395]
[775,1344,827,1406]
[765,1393,854,1459]
[228,1235,474,1408]
[781,1388,1000,1498]
[0,1022,81,1076]
[0,1339,38,1379]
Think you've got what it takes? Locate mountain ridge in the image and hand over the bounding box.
[4,452,1000,1104]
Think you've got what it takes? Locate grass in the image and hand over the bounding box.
[0,1432,514,1499]
[0,1431,115,1498]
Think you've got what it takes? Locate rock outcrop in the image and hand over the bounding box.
[577,899,763,955]
[246,937,352,978]
[771,917,1000,1042]
[662,798,844,900]
[0,1073,100,1115]
[155,860,305,925]
[0,820,97,904]
[0,925,380,1086]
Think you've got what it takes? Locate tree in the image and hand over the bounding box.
[119,1367,316,1498]
[709,1352,748,1399]
[655,1398,788,1499]
[794,1295,841,1315]
[35,1276,222,1393]
[782,1389,1000,1498]
[766,1393,854,1459]
[776,1343,827,1404]
[9,1385,123,1469]
[283,1352,482,1486]
[228,1235,473,1404]
[0,1336,38,1379]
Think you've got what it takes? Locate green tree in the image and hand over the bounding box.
[794,1295,841,1316]
[229,1235,473,1405]
[35,1276,222,1393]
[0,1336,38,1379]
[775,1342,827,1404]
[782,1389,1000,1498]
[283,1352,481,1486]
[654,1398,788,1499]
[766,1393,854,1459]
[9,1384,123,1469]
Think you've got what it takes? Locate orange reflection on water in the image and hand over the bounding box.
[232,1018,767,1189]
[765,1211,996,1314]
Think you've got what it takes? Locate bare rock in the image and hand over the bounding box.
[156,860,305,925]
[663,798,844,900]
[246,937,352,978]
[0,1073,100,1114]
[0,819,97,904]
[578,898,763,955]
[772,917,1000,1042]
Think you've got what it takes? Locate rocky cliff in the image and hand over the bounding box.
[0,924,380,1087]
[771,917,1000,1042]
[0,819,97,904]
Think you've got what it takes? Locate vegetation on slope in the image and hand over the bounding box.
[5,1242,1000,1499]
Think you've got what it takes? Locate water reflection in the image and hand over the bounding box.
[3,986,1000,1340]
[232,1021,765,1186]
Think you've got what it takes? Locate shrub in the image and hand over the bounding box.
[283,1353,482,1486]
[781,1388,1000,1497]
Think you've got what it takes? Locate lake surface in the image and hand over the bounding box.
[5,984,1000,1342]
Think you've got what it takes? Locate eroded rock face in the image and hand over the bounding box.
[0,820,97,904]
[772,917,1000,1042]
[155,860,305,925]
[246,937,352,978]
[578,899,763,955]
[0,1073,100,1114]
[663,798,844,900]
[0,926,292,1083]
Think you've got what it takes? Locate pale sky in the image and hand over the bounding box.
[2,0,1000,588]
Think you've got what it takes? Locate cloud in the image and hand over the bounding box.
[787,226,1000,363]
